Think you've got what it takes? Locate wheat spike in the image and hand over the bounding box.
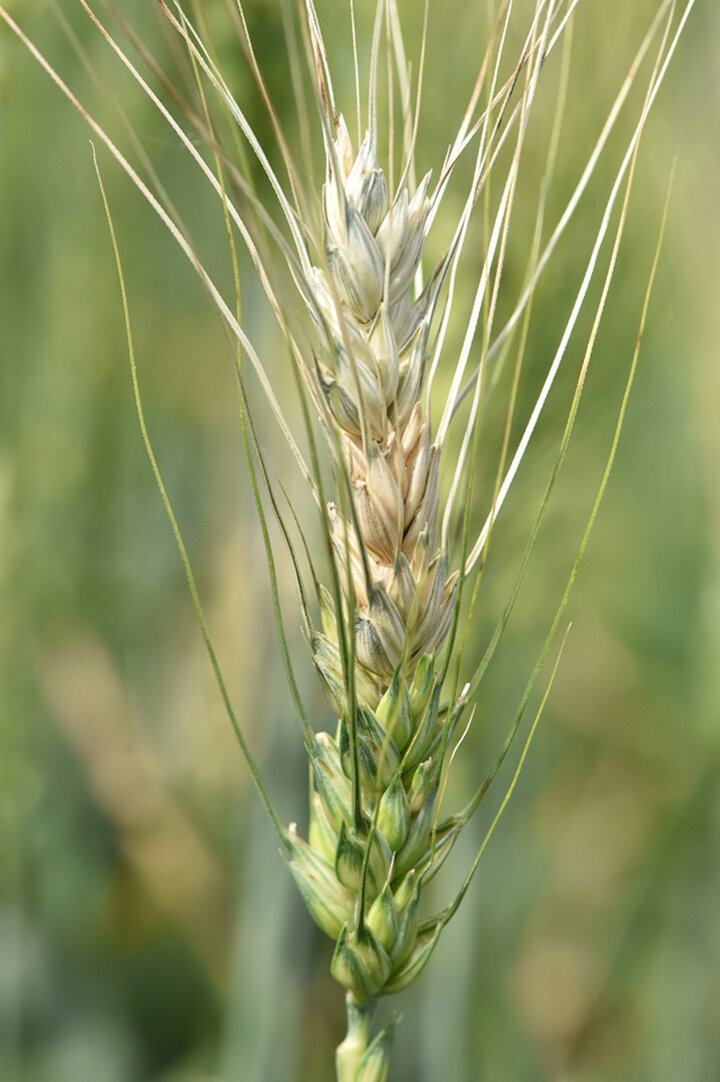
[0,0,695,1079]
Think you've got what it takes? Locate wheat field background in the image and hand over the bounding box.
[1,1,719,1080]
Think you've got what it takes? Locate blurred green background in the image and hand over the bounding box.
[1,1,718,1080]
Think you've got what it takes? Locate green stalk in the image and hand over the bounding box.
[336,995,377,1082]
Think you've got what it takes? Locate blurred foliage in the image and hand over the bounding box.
[1,1,718,1081]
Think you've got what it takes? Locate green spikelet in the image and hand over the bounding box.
[367,880,399,954]
[407,757,437,815]
[383,927,439,996]
[331,924,392,1001]
[334,820,391,902]
[376,775,411,852]
[401,684,441,774]
[339,708,401,793]
[311,732,352,832]
[389,873,421,969]
[309,790,339,863]
[285,827,355,939]
[408,654,435,717]
[375,672,413,751]
[392,869,418,913]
